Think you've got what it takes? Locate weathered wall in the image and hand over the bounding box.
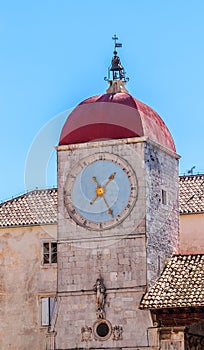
[0,224,57,350]
[55,290,153,349]
[145,141,179,286]
[56,137,179,349]
[56,138,150,349]
[179,214,204,253]
[186,322,204,348]
[58,236,146,292]
[56,236,149,348]
[159,327,185,350]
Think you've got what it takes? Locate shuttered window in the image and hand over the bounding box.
[41,297,56,326]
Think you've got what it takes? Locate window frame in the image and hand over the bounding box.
[40,295,56,327]
[161,189,167,205]
[42,240,57,266]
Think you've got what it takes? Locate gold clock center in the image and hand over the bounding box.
[96,187,104,196]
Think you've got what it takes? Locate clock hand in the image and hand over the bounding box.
[92,176,99,187]
[90,175,114,217]
[103,172,116,190]
[90,194,98,205]
[90,186,105,205]
[102,194,114,217]
[90,176,104,204]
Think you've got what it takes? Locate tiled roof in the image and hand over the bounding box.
[140,254,204,309]
[0,188,57,227]
[179,174,204,214]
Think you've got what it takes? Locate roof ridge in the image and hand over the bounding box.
[173,253,204,257]
[0,188,58,227]
[179,173,204,179]
[0,187,57,206]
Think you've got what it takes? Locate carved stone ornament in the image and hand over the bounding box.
[93,319,112,341]
[112,325,123,341]
[93,277,106,319]
[81,326,92,342]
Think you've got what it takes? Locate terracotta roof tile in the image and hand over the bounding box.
[140,254,204,309]
[179,174,204,214]
[0,189,57,227]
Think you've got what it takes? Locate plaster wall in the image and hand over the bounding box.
[0,224,57,350]
[179,214,204,253]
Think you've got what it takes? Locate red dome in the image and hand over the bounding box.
[59,92,176,152]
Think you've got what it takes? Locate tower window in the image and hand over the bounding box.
[41,296,56,326]
[43,242,57,265]
[162,190,167,205]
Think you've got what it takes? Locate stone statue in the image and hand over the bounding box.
[93,277,106,319]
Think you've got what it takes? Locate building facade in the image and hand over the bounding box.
[0,189,57,350]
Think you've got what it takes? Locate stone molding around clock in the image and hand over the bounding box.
[64,152,137,231]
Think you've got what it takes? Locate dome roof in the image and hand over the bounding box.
[59,92,175,152]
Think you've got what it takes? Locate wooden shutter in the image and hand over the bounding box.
[41,297,49,326]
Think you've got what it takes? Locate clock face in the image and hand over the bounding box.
[64,153,137,230]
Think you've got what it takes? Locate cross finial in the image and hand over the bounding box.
[112,34,118,45]
[112,34,122,50]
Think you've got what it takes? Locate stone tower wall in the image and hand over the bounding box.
[55,137,179,349]
[145,141,179,286]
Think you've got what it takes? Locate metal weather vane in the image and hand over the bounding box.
[105,35,129,83]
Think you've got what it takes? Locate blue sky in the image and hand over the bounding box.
[1,0,204,201]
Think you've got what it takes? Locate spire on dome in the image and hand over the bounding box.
[105,35,129,94]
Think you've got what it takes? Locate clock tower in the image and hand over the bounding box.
[53,37,179,350]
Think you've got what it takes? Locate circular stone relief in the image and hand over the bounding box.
[93,319,112,341]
